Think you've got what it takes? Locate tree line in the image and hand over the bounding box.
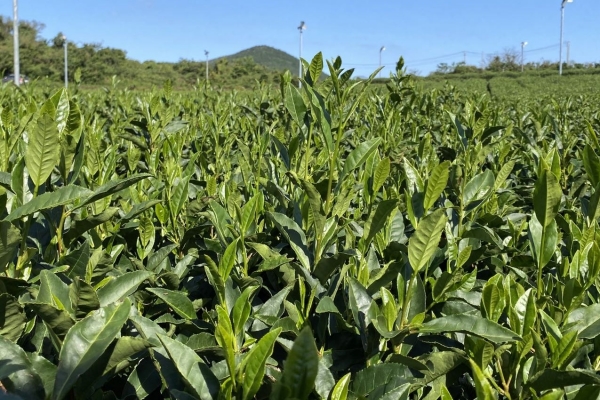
[0,16,282,89]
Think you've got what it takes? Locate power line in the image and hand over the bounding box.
[341,43,566,69]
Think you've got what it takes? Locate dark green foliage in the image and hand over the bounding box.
[0,52,600,400]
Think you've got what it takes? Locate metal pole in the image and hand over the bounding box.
[205,50,209,83]
[13,0,19,86]
[566,41,570,67]
[559,3,565,75]
[521,42,527,72]
[63,36,68,88]
[299,29,303,88]
[521,44,524,72]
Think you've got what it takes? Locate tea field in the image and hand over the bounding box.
[1,55,600,399]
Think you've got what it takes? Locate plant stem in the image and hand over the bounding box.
[56,207,68,257]
[325,123,344,215]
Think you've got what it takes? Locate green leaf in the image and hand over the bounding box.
[4,185,92,222]
[420,314,521,344]
[28,353,57,400]
[526,369,600,393]
[241,328,281,400]
[215,305,236,381]
[218,239,239,280]
[267,212,312,271]
[25,113,60,187]
[157,334,219,400]
[529,214,558,269]
[169,176,189,218]
[204,256,225,306]
[0,222,20,272]
[408,208,447,272]
[283,83,306,126]
[27,302,75,338]
[308,52,323,85]
[469,359,497,400]
[539,390,565,400]
[146,288,196,320]
[74,336,154,396]
[564,303,600,339]
[462,169,495,206]
[583,144,600,187]
[348,277,372,350]
[122,358,161,400]
[69,279,100,318]
[351,363,411,397]
[339,138,382,186]
[37,270,73,315]
[330,373,351,400]
[64,208,119,246]
[298,178,325,237]
[96,271,151,308]
[404,159,424,195]
[73,173,153,211]
[362,199,397,248]
[121,200,162,223]
[53,299,131,400]
[372,157,390,195]
[408,274,426,323]
[494,159,515,190]
[233,286,257,339]
[62,241,90,279]
[271,327,318,400]
[424,161,450,211]
[0,294,26,342]
[254,285,293,323]
[147,244,177,272]
[240,193,260,235]
[0,334,45,400]
[533,169,562,228]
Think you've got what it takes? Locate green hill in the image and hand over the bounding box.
[217,45,300,75]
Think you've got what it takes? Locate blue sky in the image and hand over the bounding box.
[0,0,598,76]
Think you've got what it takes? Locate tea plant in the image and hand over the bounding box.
[0,54,599,399]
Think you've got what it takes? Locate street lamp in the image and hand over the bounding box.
[204,50,209,83]
[559,0,573,75]
[63,35,68,88]
[379,46,386,77]
[13,0,19,86]
[298,21,306,88]
[521,41,528,72]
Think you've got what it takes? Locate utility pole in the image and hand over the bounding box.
[298,21,306,88]
[463,51,466,64]
[63,35,68,88]
[521,41,528,72]
[204,50,209,83]
[566,41,570,67]
[559,0,573,75]
[13,0,19,86]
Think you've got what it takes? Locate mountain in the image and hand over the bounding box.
[218,45,300,75]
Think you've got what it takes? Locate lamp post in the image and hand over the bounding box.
[298,21,306,88]
[204,50,209,83]
[13,0,19,86]
[63,35,68,88]
[521,41,528,72]
[559,0,573,75]
[379,46,385,77]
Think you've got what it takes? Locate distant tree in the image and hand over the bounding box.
[52,32,66,48]
[485,48,520,72]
